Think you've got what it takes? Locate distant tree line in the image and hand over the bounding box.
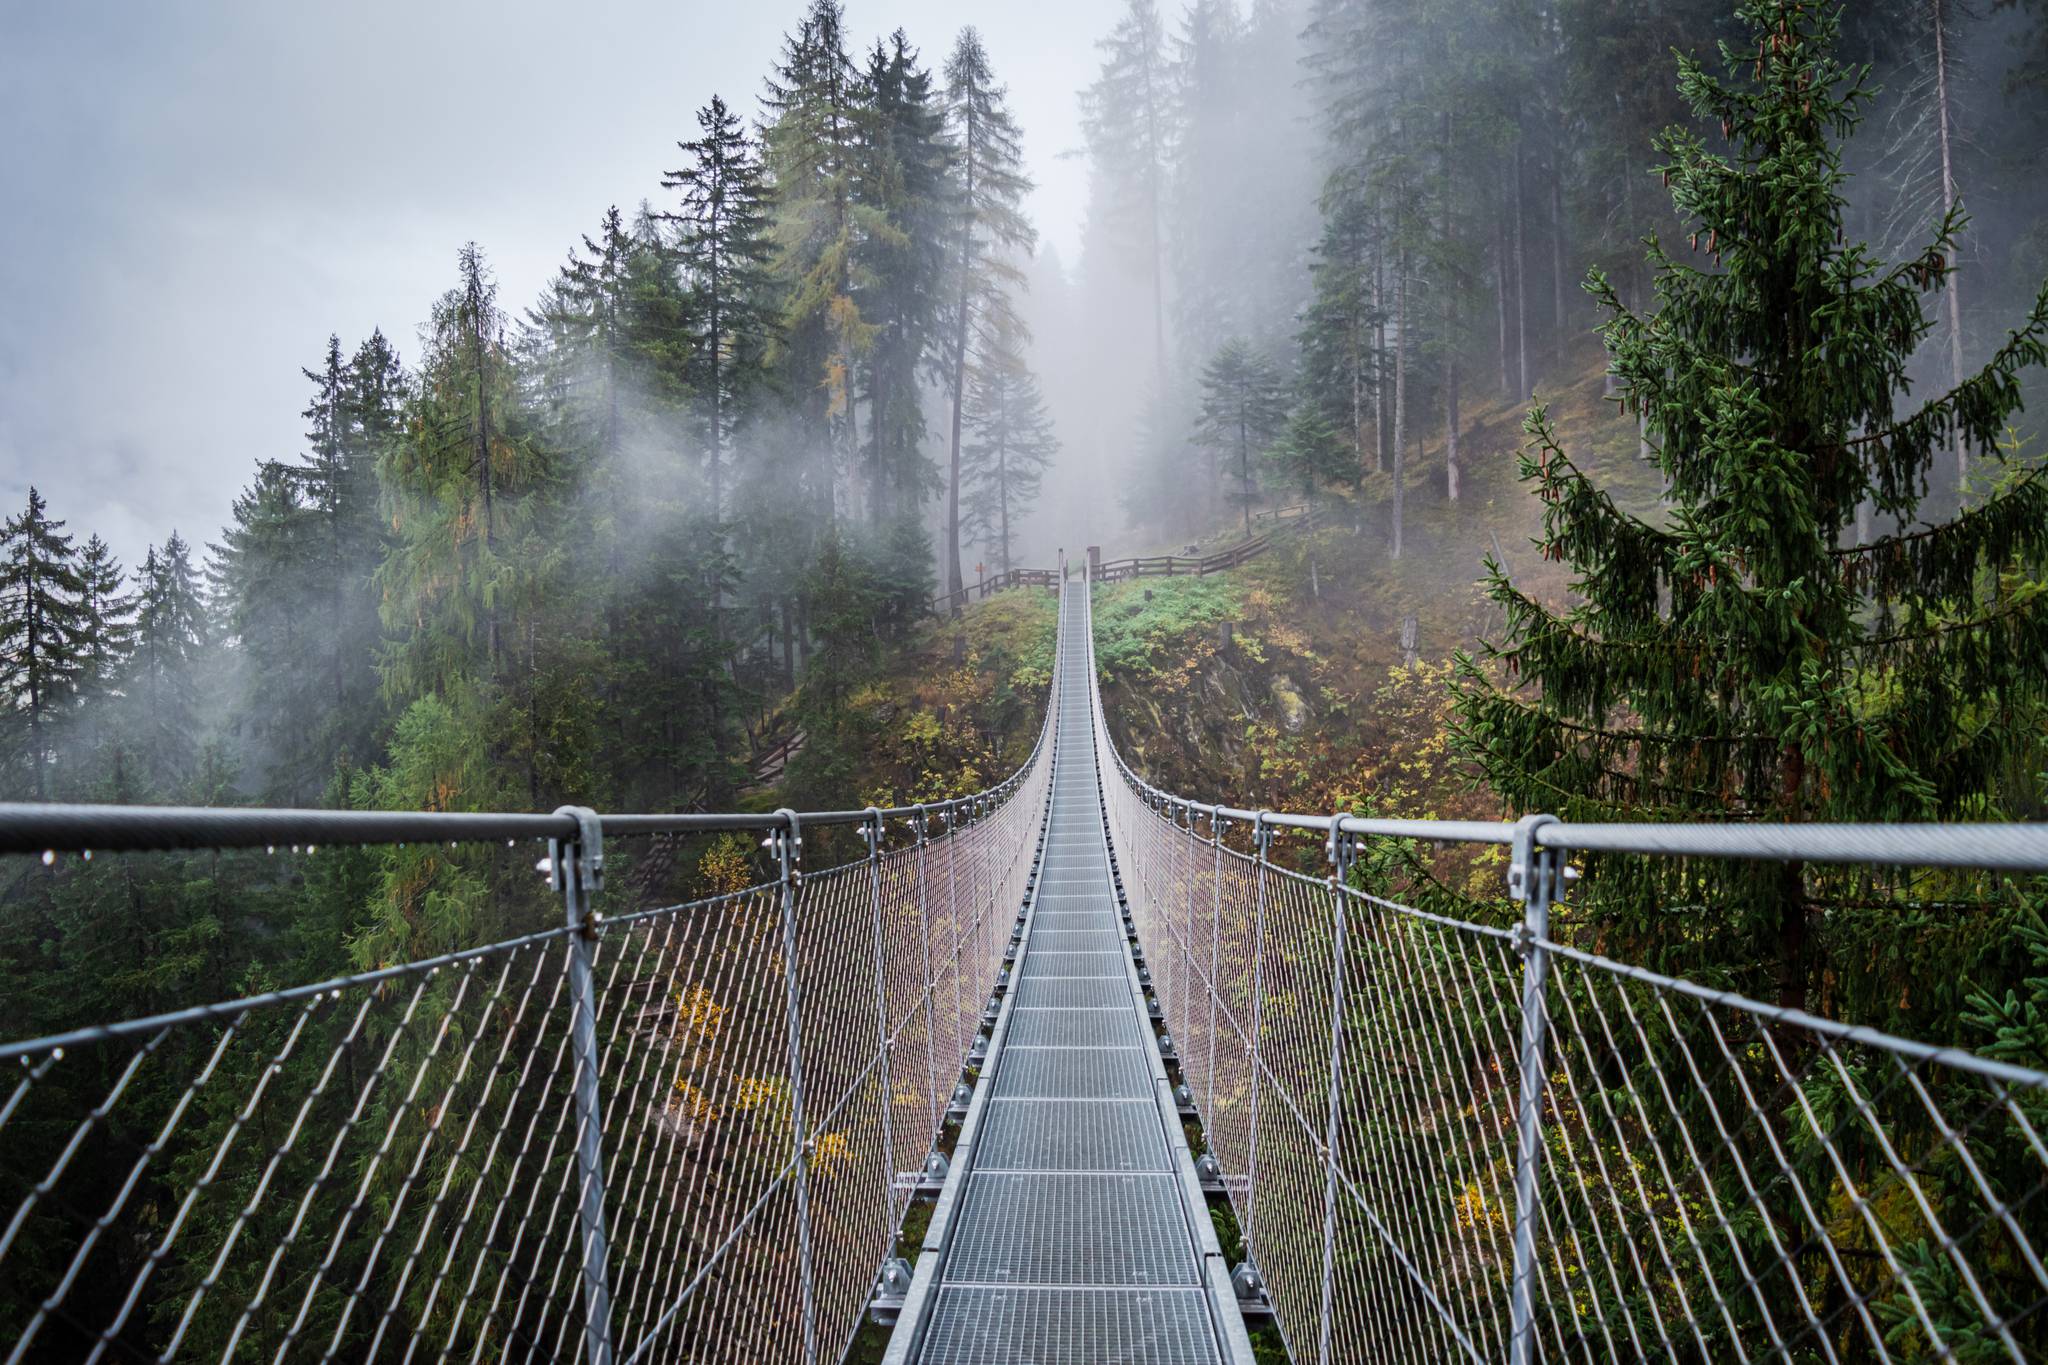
[0,1,1062,832]
[1064,0,2048,553]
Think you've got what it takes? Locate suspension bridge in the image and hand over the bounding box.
[3,572,2048,1362]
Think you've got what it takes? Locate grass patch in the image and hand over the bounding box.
[1091,576,1243,681]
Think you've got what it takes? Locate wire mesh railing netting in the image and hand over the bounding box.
[0,715,1052,1363]
[1082,579,2048,1365]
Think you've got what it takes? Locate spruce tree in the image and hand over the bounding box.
[1081,0,1174,389]
[662,94,776,522]
[74,533,135,695]
[856,31,952,525]
[1169,0,1247,351]
[380,244,551,700]
[214,460,321,800]
[346,329,407,456]
[129,534,209,795]
[763,0,875,484]
[1195,339,1289,535]
[297,333,385,760]
[1299,190,1384,485]
[962,313,1060,574]
[0,488,86,797]
[1265,401,1350,598]
[1454,0,2048,1015]
[941,27,1035,599]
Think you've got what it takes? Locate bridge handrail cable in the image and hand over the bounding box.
[1077,562,2048,1364]
[0,621,1065,1363]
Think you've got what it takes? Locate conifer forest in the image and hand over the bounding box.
[6,0,2048,1357]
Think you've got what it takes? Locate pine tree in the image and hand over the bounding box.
[1265,401,1350,597]
[380,244,552,700]
[347,329,407,456]
[856,31,952,526]
[1299,189,1384,485]
[1081,0,1174,390]
[533,208,638,471]
[74,534,135,695]
[0,488,86,797]
[763,0,876,498]
[962,314,1059,573]
[214,461,323,800]
[297,333,386,758]
[1454,0,2048,1014]
[1170,0,1249,351]
[938,28,1035,602]
[662,94,777,522]
[129,533,209,794]
[1195,339,1289,535]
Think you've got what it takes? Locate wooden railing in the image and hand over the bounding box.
[1249,501,1310,526]
[930,514,1300,615]
[928,566,1062,617]
[1091,531,1276,583]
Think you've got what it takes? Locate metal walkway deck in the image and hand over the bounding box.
[885,583,1252,1365]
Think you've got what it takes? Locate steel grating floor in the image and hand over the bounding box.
[976,1099,1170,1171]
[914,580,1228,1365]
[918,1288,1220,1365]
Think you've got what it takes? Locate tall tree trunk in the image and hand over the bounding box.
[1550,155,1567,344]
[1393,239,1409,561]
[1933,0,1966,478]
[1443,112,1461,503]
[946,111,978,603]
[1239,409,1252,537]
[1349,312,1366,483]
[708,267,726,641]
[1513,136,1529,399]
[1495,188,1512,399]
[709,266,724,521]
[947,303,968,602]
[998,435,1012,573]
[1143,66,1169,394]
[471,316,499,667]
[869,356,888,526]
[1445,349,1461,503]
[781,598,796,690]
[1373,237,1388,473]
[26,572,43,800]
[1305,494,1319,599]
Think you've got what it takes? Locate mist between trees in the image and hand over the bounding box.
[4,0,2048,983]
[5,6,2048,1352]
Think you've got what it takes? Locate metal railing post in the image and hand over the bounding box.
[1208,810,1223,1121]
[772,808,820,1365]
[1242,812,1273,1261]
[1181,802,1197,1062]
[910,804,941,1131]
[1317,817,1356,1365]
[863,808,900,1234]
[1508,813,1561,1365]
[551,806,617,1365]
[945,801,964,1062]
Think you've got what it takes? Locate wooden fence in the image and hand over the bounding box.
[930,509,1306,615]
[928,566,1062,617]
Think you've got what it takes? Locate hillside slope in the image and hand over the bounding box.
[1095,344,1655,868]
[760,345,1643,884]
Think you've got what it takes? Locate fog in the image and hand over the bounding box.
[7,0,2046,601]
[0,0,1100,570]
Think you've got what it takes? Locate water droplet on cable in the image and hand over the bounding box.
[41,850,54,866]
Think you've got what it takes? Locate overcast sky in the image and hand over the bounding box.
[0,0,1103,568]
